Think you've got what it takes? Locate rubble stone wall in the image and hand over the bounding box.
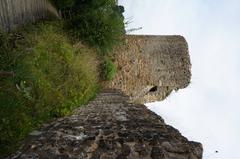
[12,90,202,159]
[106,35,191,103]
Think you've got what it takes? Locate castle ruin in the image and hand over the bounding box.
[8,35,203,159]
[1,1,203,158]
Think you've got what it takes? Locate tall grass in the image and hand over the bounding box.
[0,22,99,157]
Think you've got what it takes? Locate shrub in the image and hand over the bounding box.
[102,58,117,81]
[52,0,125,54]
[0,22,99,157]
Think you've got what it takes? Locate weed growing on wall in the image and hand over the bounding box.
[102,58,117,81]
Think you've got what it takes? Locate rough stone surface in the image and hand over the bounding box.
[105,35,191,103]
[10,90,202,159]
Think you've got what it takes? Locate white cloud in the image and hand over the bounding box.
[119,0,240,158]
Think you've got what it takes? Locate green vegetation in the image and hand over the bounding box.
[51,0,125,54]
[49,0,126,80]
[0,22,99,156]
[102,58,117,81]
[0,0,124,157]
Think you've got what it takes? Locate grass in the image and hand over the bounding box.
[0,22,100,157]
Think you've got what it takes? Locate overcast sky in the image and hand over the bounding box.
[118,0,240,158]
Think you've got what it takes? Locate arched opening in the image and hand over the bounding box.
[149,86,158,92]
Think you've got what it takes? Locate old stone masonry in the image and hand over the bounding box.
[106,35,191,104]
[11,90,202,159]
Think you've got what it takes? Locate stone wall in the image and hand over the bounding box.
[106,35,191,103]
[10,90,202,159]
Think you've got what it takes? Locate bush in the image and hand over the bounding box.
[102,58,117,81]
[52,0,125,54]
[0,22,99,157]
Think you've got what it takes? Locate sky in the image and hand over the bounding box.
[118,0,240,158]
